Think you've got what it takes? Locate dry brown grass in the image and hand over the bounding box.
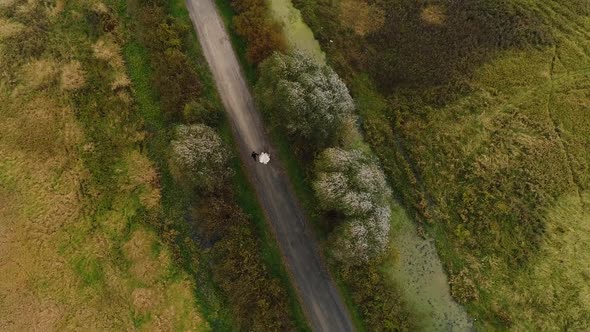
[46,0,65,17]
[124,150,161,209]
[339,0,385,37]
[92,1,109,14]
[60,60,86,91]
[0,91,88,331]
[420,5,446,26]
[0,96,82,158]
[111,71,131,90]
[0,18,25,39]
[14,0,36,16]
[0,1,207,329]
[123,229,171,284]
[21,58,59,89]
[92,35,124,69]
[0,0,17,9]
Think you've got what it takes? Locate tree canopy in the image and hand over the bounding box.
[256,52,355,151]
[314,148,392,265]
[170,124,230,190]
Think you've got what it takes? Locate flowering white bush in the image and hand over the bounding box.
[171,124,230,190]
[256,52,355,150]
[313,147,392,265]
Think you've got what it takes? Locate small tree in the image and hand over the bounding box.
[170,124,230,191]
[256,52,355,152]
[313,147,392,265]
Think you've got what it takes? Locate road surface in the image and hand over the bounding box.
[185,0,355,331]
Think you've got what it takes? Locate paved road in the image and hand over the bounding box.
[186,0,354,331]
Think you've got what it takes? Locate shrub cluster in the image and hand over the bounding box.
[170,124,231,191]
[339,264,417,331]
[195,195,295,331]
[256,51,414,329]
[230,0,287,64]
[314,148,392,265]
[170,126,295,330]
[256,52,355,153]
[137,4,201,117]
[257,53,392,264]
[133,0,297,329]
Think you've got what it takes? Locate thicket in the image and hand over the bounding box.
[230,0,287,64]
[256,52,415,329]
[170,124,231,191]
[170,125,296,330]
[136,4,201,118]
[131,0,298,329]
[314,148,392,266]
[256,52,354,153]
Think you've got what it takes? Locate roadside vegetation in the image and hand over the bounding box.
[293,0,590,329]
[255,50,416,332]
[216,0,419,329]
[126,0,306,329]
[230,0,287,64]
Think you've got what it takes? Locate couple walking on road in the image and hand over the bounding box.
[252,151,270,164]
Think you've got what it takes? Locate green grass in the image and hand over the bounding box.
[122,5,234,328]
[0,0,208,328]
[73,257,104,287]
[292,0,590,329]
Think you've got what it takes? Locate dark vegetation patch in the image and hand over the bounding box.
[230,0,287,64]
[295,0,552,104]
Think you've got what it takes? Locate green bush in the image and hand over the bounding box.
[230,0,287,64]
[183,99,223,127]
[256,52,355,153]
[137,6,201,117]
[339,264,417,331]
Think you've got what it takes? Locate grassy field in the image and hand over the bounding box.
[0,0,207,329]
[293,0,590,329]
[0,0,307,329]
